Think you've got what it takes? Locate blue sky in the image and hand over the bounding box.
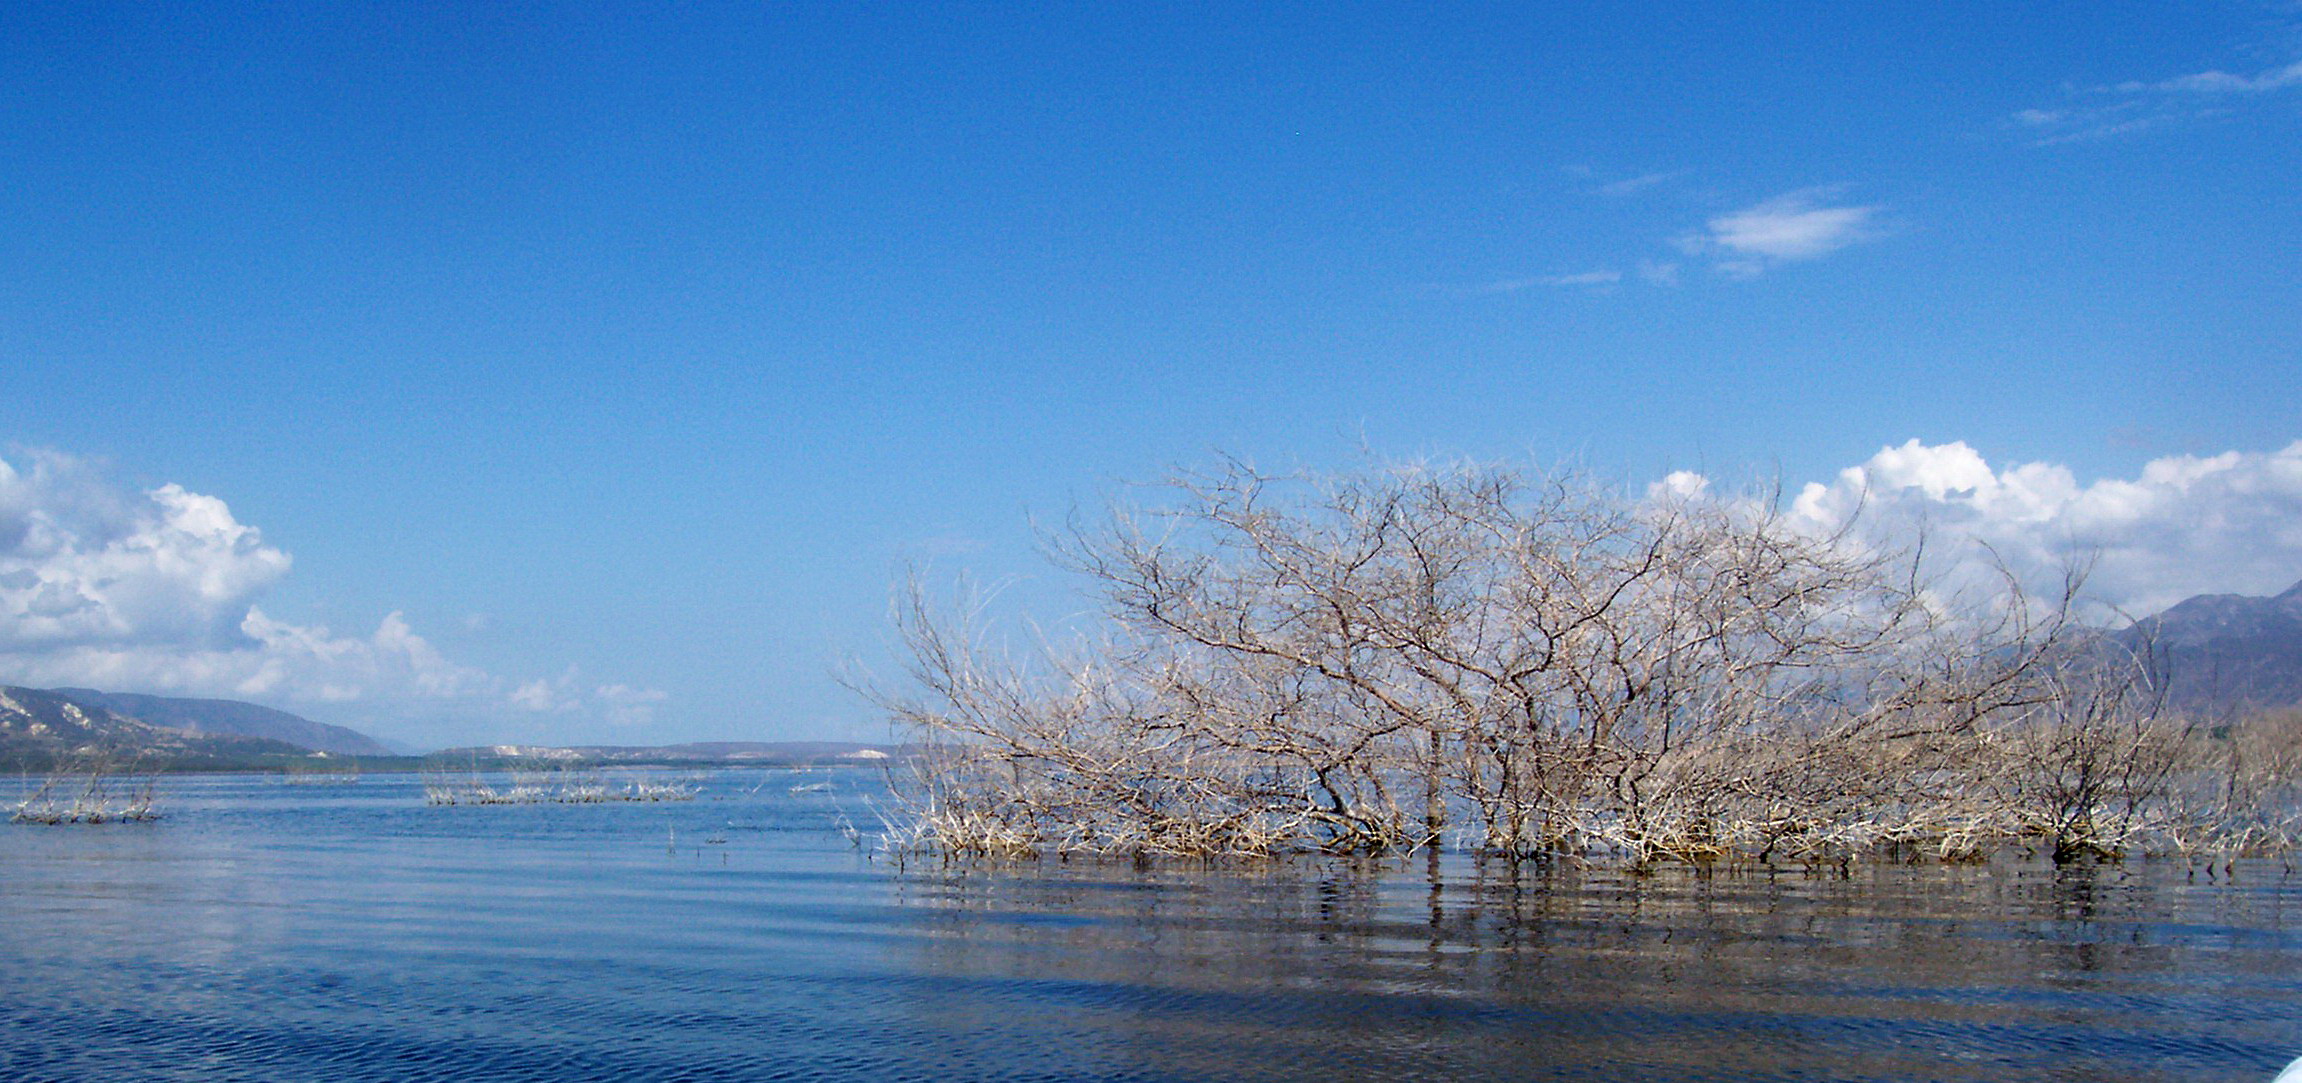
[3,3,2298,748]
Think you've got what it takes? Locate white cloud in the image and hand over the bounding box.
[3,607,493,707]
[0,452,291,652]
[2026,113,2171,146]
[596,683,670,727]
[511,668,582,713]
[2113,58,2302,95]
[1647,470,1711,501]
[1596,171,1677,197]
[1542,269,1622,288]
[1697,190,1882,263]
[1473,270,1623,295]
[1636,260,1681,287]
[2017,50,2302,144]
[1753,439,2302,619]
[0,450,664,739]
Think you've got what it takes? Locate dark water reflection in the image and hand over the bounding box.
[3,773,2298,1081]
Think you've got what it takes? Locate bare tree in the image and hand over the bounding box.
[866,455,2284,865]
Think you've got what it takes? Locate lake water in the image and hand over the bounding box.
[3,771,2300,1082]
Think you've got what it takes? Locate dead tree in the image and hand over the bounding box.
[867,456,2260,864]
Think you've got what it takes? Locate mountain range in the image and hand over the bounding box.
[0,685,313,768]
[0,684,893,770]
[2117,579,2302,714]
[49,688,395,756]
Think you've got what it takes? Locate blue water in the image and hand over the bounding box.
[3,771,2300,1081]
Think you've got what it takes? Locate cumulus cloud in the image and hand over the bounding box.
[1685,190,1884,270]
[1712,439,2302,619]
[596,683,671,727]
[511,668,583,713]
[0,451,664,738]
[1647,470,1712,502]
[0,452,291,652]
[3,607,493,707]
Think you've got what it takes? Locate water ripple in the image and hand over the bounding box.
[3,771,2299,1081]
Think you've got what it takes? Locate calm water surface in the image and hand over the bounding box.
[3,771,2300,1081]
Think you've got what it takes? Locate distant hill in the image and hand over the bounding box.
[49,689,395,756]
[0,685,313,769]
[2117,579,2302,715]
[430,740,898,767]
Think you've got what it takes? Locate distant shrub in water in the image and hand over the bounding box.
[282,762,361,786]
[12,754,162,825]
[422,767,699,805]
[865,457,2301,865]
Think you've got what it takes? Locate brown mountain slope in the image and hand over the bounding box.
[0,685,310,768]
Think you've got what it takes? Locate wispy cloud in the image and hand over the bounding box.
[1707,193,1881,260]
[1541,269,1622,288]
[1675,189,1884,276]
[1470,186,1882,295]
[2112,58,2302,95]
[1496,175,1880,292]
[2012,97,2185,146]
[1595,171,1677,197]
[1471,269,1622,295]
[2014,49,2302,145]
[1562,165,1679,198]
[1636,260,1681,287]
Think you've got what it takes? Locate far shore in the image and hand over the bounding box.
[5,752,902,776]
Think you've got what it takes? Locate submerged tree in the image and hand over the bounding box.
[11,752,162,825]
[866,457,2291,864]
